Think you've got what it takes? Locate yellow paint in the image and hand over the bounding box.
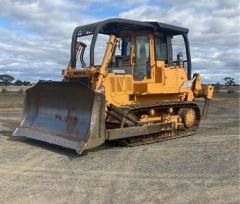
[63,31,214,108]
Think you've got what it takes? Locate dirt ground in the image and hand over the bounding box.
[0,92,239,204]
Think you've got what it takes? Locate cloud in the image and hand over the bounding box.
[0,0,99,81]
[0,0,239,84]
[119,1,240,83]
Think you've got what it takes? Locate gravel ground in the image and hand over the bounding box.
[0,92,239,204]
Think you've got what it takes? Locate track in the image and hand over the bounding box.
[110,101,201,146]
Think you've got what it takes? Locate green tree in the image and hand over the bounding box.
[22,81,31,86]
[14,80,23,86]
[224,77,235,86]
[0,74,15,85]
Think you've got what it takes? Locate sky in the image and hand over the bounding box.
[0,0,239,84]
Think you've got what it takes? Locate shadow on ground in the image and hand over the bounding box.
[9,134,123,159]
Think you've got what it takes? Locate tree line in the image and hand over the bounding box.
[0,74,237,87]
[0,74,32,86]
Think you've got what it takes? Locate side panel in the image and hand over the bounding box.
[104,73,133,105]
[85,93,106,150]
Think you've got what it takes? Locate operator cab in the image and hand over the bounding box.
[108,31,188,81]
[66,18,191,82]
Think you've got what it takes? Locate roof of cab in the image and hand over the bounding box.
[73,18,189,38]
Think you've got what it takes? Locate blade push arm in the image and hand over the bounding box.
[191,73,214,119]
[192,73,214,100]
[95,35,118,91]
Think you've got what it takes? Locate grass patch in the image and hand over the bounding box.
[1,88,8,93]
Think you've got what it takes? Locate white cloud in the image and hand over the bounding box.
[0,0,239,83]
[119,2,240,83]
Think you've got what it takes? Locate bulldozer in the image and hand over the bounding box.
[13,18,214,154]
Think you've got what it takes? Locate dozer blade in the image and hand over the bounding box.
[12,81,106,154]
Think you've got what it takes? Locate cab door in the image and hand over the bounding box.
[133,35,151,81]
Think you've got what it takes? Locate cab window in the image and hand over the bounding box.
[155,36,167,61]
[134,36,150,80]
[121,37,131,57]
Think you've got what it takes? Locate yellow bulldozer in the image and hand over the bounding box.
[13,18,213,154]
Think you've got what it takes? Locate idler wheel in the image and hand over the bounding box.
[179,108,196,128]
